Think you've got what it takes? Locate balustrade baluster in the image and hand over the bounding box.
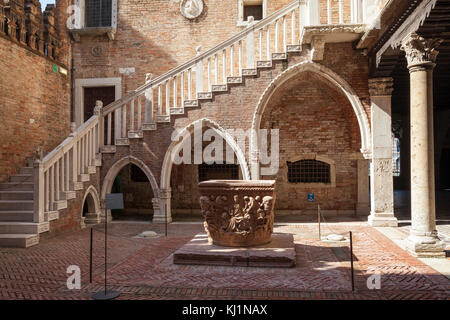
[275,19,279,52]
[222,50,226,82]
[214,54,218,84]
[181,73,185,106]
[207,58,211,91]
[259,29,263,61]
[137,96,142,130]
[130,99,135,132]
[266,26,271,59]
[122,104,127,138]
[45,170,49,212]
[49,166,54,211]
[173,76,177,108]
[114,110,119,142]
[65,152,70,191]
[291,10,295,44]
[158,85,163,114]
[61,153,65,195]
[166,80,170,112]
[188,69,192,99]
[230,45,234,77]
[283,16,287,51]
[339,0,343,24]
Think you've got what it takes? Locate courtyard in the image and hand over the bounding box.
[0,218,448,300]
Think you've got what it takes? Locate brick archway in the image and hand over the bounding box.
[250,61,372,179]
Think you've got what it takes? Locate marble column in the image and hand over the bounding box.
[153,188,172,224]
[400,32,445,257]
[368,77,398,227]
[356,158,370,215]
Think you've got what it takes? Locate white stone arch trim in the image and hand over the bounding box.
[82,185,101,215]
[101,155,160,205]
[250,60,372,179]
[160,118,251,190]
[285,154,336,188]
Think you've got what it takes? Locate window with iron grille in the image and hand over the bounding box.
[287,160,331,183]
[86,0,112,27]
[392,137,401,177]
[198,164,239,182]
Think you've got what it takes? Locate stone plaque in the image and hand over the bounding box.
[180,0,203,20]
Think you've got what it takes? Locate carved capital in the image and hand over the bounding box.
[368,77,394,96]
[401,33,443,69]
[159,188,171,199]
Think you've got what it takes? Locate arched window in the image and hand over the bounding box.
[287,159,331,183]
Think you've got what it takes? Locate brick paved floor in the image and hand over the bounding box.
[0,221,449,300]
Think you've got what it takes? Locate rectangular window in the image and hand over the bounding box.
[86,0,112,27]
[287,160,331,183]
[198,164,239,182]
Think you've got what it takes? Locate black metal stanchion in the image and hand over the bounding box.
[349,231,355,292]
[89,227,93,283]
[92,194,122,300]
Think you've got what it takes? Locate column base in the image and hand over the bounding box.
[85,212,101,225]
[368,213,398,227]
[405,234,446,258]
[152,214,172,224]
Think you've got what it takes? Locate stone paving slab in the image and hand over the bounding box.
[173,233,296,268]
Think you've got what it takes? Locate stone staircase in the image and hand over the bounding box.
[0,162,42,247]
[0,0,367,247]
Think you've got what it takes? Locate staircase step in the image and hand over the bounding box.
[227,77,243,84]
[0,222,42,234]
[211,84,228,92]
[184,100,198,108]
[10,174,32,183]
[170,108,185,115]
[128,130,143,139]
[156,115,170,123]
[73,181,84,191]
[257,60,272,68]
[116,138,130,145]
[0,200,33,211]
[101,145,116,153]
[78,174,90,182]
[0,234,39,248]
[0,182,34,191]
[272,52,287,60]
[197,92,212,100]
[142,123,157,131]
[46,211,59,221]
[0,191,33,200]
[19,167,33,175]
[88,166,96,174]
[242,68,257,76]
[287,44,301,52]
[0,211,34,221]
[63,191,76,200]
[54,200,67,210]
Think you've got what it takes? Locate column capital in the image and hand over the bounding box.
[400,32,443,70]
[368,77,394,97]
[159,188,171,199]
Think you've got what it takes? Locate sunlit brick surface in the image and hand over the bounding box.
[0,222,448,300]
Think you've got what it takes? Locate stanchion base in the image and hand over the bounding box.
[92,290,120,300]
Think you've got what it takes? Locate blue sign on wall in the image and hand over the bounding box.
[307,193,315,202]
[105,193,124,210]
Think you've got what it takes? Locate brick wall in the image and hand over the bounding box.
[0,0,71,182]
[260,71,360,213]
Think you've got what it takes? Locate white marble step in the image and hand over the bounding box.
[0,234,39,248]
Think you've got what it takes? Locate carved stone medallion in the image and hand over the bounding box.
[180,0,203,20]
